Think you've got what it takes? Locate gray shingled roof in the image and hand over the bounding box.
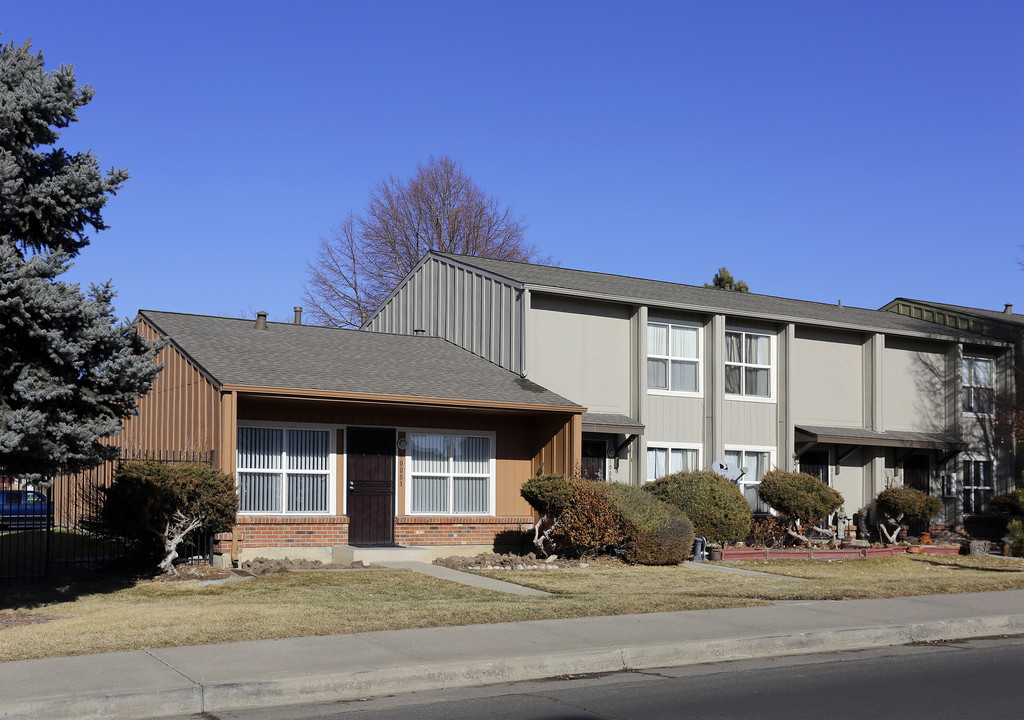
[435,253,999,344]
[140,311,581,409]
[582,412,645,435]
[888,298,1024,328]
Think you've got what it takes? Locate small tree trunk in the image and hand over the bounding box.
[877,514,904,545]
[786,519,811,546]
[156,511,204,575]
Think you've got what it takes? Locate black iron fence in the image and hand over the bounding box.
[1,450,216,587]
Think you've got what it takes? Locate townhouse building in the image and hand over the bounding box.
[367,253,1014,529]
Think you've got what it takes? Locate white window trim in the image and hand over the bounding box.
[236,420,339,517]
[644,441,703,483]
[724,444,776,514]
[647,319,703,398]
[724,326,777,403]
[961,455,994,515]
[962,355,994,417]
[402,428,497,517]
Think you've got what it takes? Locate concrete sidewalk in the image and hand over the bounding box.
[2,590,1022,720]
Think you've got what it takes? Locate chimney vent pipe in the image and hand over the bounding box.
[255,311,268,331]
[1005,303,1013,315]
[294,306,302,324]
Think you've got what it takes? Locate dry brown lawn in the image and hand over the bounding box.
[1,554,1022,662]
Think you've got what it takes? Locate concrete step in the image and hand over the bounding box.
[332,545,485,564]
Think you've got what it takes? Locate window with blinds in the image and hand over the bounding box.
[237,427,331,514]
[408,433,492,515]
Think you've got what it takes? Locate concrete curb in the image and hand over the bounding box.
[4,613,1021,720]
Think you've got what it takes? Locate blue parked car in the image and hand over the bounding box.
[0,489,53,530]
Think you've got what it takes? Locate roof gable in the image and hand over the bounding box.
[139,310,580,410]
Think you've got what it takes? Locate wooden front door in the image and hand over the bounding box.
[346,427,396,545]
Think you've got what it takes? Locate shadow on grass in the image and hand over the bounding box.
[1,558,150,611]
[907,556,1024,574]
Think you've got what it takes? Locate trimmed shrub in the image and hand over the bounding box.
[104,460,237,572]
[758,470,844,525]
[555,479,621,557]
[604,483,695,565]
[644,470,752,545]
[989,488,1024,516]
[875,485,942,523]
[520,473,573,518]
[1007,519,1024,557]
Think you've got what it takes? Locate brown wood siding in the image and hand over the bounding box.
[237,396,579,517]
[118,318,223,464]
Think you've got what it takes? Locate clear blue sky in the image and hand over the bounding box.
[6,0,1023,322]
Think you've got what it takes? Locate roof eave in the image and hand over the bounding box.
[222,384,584,414]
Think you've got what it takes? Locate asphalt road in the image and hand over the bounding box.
[187,635,1024,720]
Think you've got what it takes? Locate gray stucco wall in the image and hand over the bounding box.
[882,337,948,432]
[527,294,633,414]
[790,327,865,427]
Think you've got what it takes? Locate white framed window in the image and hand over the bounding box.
[236,424,336,515]
[725,329,774,400]
[407,432,494,515]
[962,458,993,515]
[647,321,701,395]
[724,446,775,513]
[962,356,993,414]
[646,443,702,482]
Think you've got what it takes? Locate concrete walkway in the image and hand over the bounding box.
[2,590,1022,720]
[377,561,551,596]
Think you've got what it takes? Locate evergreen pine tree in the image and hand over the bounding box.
[704,267,750,292]
[0,41,160,481]
[1,40,129,257]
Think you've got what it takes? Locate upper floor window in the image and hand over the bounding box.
[962,357,993,414]
[725,330,772,398]
[237,426,332,515]
[647,322,700,394]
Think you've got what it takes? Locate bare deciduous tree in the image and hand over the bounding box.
[303,155,546,327]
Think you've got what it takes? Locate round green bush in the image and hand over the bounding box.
[644,470,752,544]
[758,470,844,524]
[604,482,695,565]
[875,485,941,522]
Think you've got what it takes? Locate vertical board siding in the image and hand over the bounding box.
[645,395,705,444]
[119,319,222,462]
[367,257,524,373]
[722,399,778,447]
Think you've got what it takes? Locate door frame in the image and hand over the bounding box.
[346,426,397,546]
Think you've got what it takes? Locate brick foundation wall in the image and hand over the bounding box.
[213,515,349,554]
[213,514,535,554]
[394,515,534,546]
